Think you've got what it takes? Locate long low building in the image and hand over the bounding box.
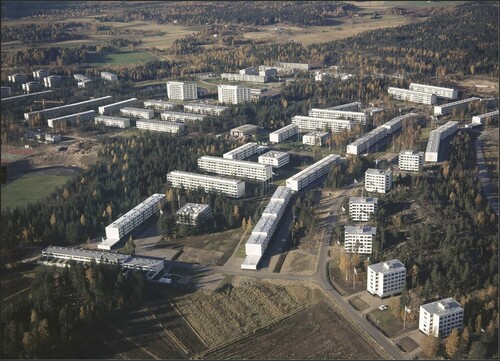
[121,107,154,119]
[136,119,185,134]
[1,90,53,103]
[230,124,259,138]
[24,96,112,122]
[380,112,417,134]
[144,99,178,111]
[221,73,268,83]
[291,115,353,133]
[160,110,206,123]
[388,87,437,105]
[223,142,258,160]
[198,156,273,182]
[98,98,138,115]
[425,121,459,162]
[471,109,499,124]
[183,103,229,115]
[269,124,299,143]
[303,131,329,146]
[47,110,96,128]
[100,194,166,250]
[286,154,342,192]
[327,102,362,111]
[95,115,131,128]
[309,108,367,125]
[434,97,481,116]
[166,170,245,198]
[258,151,289,168]
[409,83,458,100]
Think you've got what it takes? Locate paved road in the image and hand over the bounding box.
[476,129,499,214]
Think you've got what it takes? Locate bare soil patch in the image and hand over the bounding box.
[396,336,419,353]
[280,250,316,275]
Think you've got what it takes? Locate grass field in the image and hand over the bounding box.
[1,170,75,210]
[86,47,159,67]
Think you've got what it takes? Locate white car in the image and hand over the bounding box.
[378,305,388,311]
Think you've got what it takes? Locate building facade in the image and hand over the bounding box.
[365,168,393,194]
[95,115,131,128]
[269,124,299,143]
[425,121,459,162]
[471,109,499,124]
[388,87,437,105]
[399,150,424,171]
[218,84,251,104]
[367,259,406,298]
[183,103,228,115]
[176,203,212,225]
[223,142,258,160]
[308,108,367,125]
[33,69,50,80]
[286,154,342,192]
[120,107,154,119]
[303,131,329,146]
[344,226,376,254]
[409,83,458,100]
[419,298,464,337]
[349,197,378,222]
[230,124,259,138]
[24,96,112,122]
[167,171,245,198]
[22,81,42,94]
[258,151,289,168]
[1,86,12,98]
[327,102,362,111]
[198,156,273,182]
[160,110,206,123]
[292,115,353,133]
[99,98,138,115]
[43,75,62,88]
[434,97,481,116]
[47,110,96,128]
[101,71,118,81]
[144,99,178,111]
[167,81,198,100]
[136,119,185,134]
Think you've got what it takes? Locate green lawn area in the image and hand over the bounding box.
[87,48,159,67]
[366,308,417,338]
[1,173,73,210]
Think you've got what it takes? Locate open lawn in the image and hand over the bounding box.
[1,168,76,210]
[366,308,417,338]
[86,47,159,67]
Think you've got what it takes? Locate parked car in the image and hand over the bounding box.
[378,305,388,311]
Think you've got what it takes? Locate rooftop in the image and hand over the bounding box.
[344,225,377,235]
[369,259,405,273]
[349,196,378,204]
[288,154,341,181]
[420,297,463,316]
[231,124,259,132]
[400,149,424,156]
[365,168,390,176]
[176,203,210,215]
[271,186,292,201]
[260,150,288,159]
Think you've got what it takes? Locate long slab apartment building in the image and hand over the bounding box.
[198,156,273,182]
[308,108,367,125]
[367,259,406,298]
[291,115,353,133]
[120,107,154,119]
[136,119,185,134]
[47,110,96,128]
[160,110,206,123]
[223,142,258,160]
[286,154,342,192]
[409,83,459,100]
[95,115,131,129]
[99,193,166,250]
[167,170,245,198]
[183,103,228,116]
[242,186,292,270]
[349,196,378,222]
[98,98,138,115]
[434,97,481,116]
[388,87,437,105]
[144,99,178,111]
[471,109,499,124]
[425,121,459,162]
[269,124,299,143]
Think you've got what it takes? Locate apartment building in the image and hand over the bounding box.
[24,96,112,122]
[136,119,185,134]
[365,168,393,194]
[274,61,311,72]
[44,75,62,88]
[198,156,273,182]
[221,73,268,83]
[258,151,289,168]
[327,102,362,111]
[347,127,387,155]
[388,87,437,105]
[223,142,258,160]
[344,226,376,254]
[308,108,367,125]
[218,84,251,104]
[269,124,299,143]
[399,150,424,171]
[286,154,342,192]
[1,86,12,98]
[144,99,178,111]
[33,69,50,80]
[419,298,464,337]
[8,73,27,83]
[100,194,166,250]
[471,109,499,124]
[367,259,406,298]
[101,71,118,81]
[166,170,245,198]
[22,81,42,94]
[434,97,481,116]
[176,203,212,225]
[409,83,458,100]
[160,110,206,123]
[425,121,459,162]
[120,107,154,119]
[303,131,329,146]
[230,124,259,138]
[95,115,131,128]
[167,81,198,100]
[47,110,96,128]
[381,113,417,133]
[99,98,138,115]
[183,103,228,115]
[291,115,353,133]
[349,197,378,222]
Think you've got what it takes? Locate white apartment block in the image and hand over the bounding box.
[309,108,367,125]
[388,87,437,105]
[22,81,42,94]
[292,115,353,133]
[286,154,342,192]
[99,98,138,115]
[425,121,459,162]
[221,73,268,83]
[183,103,228,115]
[167,171,245,198]
[434,97,481,116]
[160,110,206,123]
[347,127,387,155]
[101,71,118,81]
[242,186,291,270]
[240,67,258,75]
[409,83,459,100]
[269,124,299,143]
[198,156,273,182]
[44,75,62,88]
[47,110,96,128]
[367,259,406,298]
[381,113,417,134]
[176,203,212,225]
[33,69,50,80]
[167,81,198,100]
[1,86,12,98]
[419,298,464,337]
[8,73,27,83]
[230,124,259,138]
[258,151,289,168]
[471,109,499,124]
[218,84,251,104]
[327,102,362,111]
[100,194,166,250]
[144,99,178,111]
[349,197,378,222]
[136,119,185,134]
[365,168,393,194]
[399,150,424,171]
[24,96,112,122]
[344,226,376,254]
[223,142,258,160]
[274,61,311,71]
[303,131,329,146]
[95,115,131,128]
[73,74,91,82]
[120,107,154,119]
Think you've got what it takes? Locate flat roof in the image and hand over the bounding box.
[270,123,298,134]
[231,124,259,131]
[137,119,184,126]
[344,226,377,235]
[349,127,387,146]
[365,168,390,175]
[48,110,95,121]
[176,203,210,215]
[121,107,153,112]
[437,97,480,109]
[161,110,205,117]
[241,254,262,267]
[304,131,329,137]
[253,215,277,234]
[288,154,341,181]
[199,156,270,170]
[349,196,378,204]
[420,297,463,316]
[263,200,286,216]
[43,245,129,263]
[168,171,243,185]
[293,115,354,123]
[388,87,435,97]
[101,98,137,107]
[224,142,258,155]
[399,150,423,156]
[369,259,405,273]
[473,109,499,118]
[260,150,288,159]
[271,186,292,200]
[246,233,268,245]
[184,102,228,110]
[95,115,130,121]
[410,83,456,92]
